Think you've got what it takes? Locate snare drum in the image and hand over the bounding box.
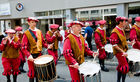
[127,49,140,73]
[79,61,101,82]
[105,44,114,59]
[34,55,56,82]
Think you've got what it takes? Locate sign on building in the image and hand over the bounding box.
[0,3,11,16]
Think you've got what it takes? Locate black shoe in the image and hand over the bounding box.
[29,78,34,82]
[6,75,11,82]
[13,75,17,82]
[101,67,109,72]
[7,79,11,82]
[134,73,140,76]
[57,75,60,78]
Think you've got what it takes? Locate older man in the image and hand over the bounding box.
[63,21,98,82]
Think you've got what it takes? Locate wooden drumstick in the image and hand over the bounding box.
[93,49,99,62]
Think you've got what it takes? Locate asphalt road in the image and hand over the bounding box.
[0,53,139,82]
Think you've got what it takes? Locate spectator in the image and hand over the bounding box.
[81,26,86,37]
[124,17,132,41]
[0,32,4,44]
[59,26,65,55]
[84,22,94,50]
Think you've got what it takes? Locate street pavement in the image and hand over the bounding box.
[0,54,140,82]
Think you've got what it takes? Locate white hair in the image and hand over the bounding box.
[59,26,63,30]
[85,22,90,26]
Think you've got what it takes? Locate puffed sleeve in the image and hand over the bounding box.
[45,31,56,44]
[130,28,140,49]
[110,32,119,46]
[130,28,137,41]
[21,33,31,58]
[0,39,6,51]
[94,32,104,49]
[63,38,77,65]
[10,39,20,49]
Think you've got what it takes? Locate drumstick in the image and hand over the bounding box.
[93,49,99,62]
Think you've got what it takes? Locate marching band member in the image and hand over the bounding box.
[0,29,20,82]
[130,17,140,76]
[15,26,26,73]
[46,24,63,65]
[21,17,51,82]
[63,21,98,82]
[110,17,129,82]
[94,20,109,72]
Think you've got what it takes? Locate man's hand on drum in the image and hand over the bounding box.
[122,52,128,57]
[127,40,135,46]
[48,43,54,49]
[69,63,79,69]
[28,55,34,62]
[93,52,99,58]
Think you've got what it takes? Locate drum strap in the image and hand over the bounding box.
[29,29,37,42]
[31,53,40,58]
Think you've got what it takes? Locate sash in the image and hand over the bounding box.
[29,29,37,42]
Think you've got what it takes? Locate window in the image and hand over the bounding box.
[104,9,109,14]
[80,11,88,15]
[91,10,99,15]
[49,11,53,15]
[54,10,61,15]
[111,8,116,14]
[35,12,45,16]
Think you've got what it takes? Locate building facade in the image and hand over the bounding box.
[0,0,140,35]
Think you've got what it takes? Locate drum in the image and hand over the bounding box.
[126,49,140,73]
[104,44,114,59]
[34,55,56,82]
[79,61,101,82]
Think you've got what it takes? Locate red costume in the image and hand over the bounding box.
[63,21,93,81]
[21,28,48,78]
[94,20,109,72]
[110,26,129,74]
[130,24,140,49]
[94,27,107,59]
[18,33,26,63]
[63,33,94,81]
[15,26,26,69]
[46,24,63,65]
[130,17,140,76]
[0,35,20,76]
[65,29,71,38]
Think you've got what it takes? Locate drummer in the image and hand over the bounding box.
[130,16,140,76]
[46,24,63,65]
[21,17,52,82]
[94,20,109,72]
[110,17,129,82]
[0,29,20,82]
[63,21,98,81]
